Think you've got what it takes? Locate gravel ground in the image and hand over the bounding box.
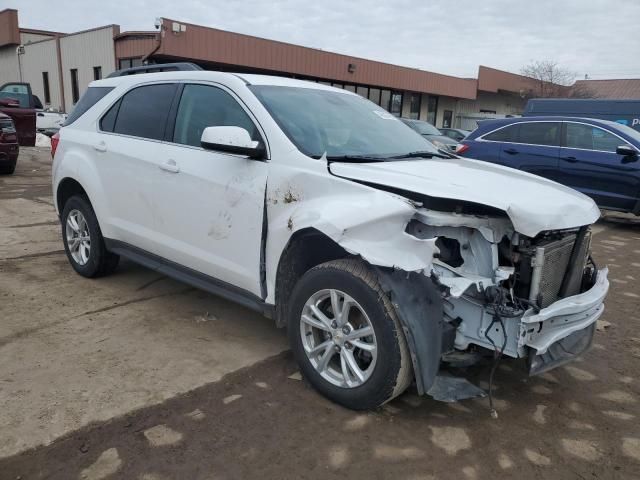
[1,148,639,479]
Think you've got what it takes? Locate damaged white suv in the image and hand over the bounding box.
[52,71,609,410]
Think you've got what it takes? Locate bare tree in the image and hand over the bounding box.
[520,60,596,98]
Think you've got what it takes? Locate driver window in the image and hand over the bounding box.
[173,84,260,147]
[566,123,620,152]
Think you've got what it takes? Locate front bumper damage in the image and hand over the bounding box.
[523,267,609,374]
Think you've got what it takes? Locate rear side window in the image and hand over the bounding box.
[65,87,114,125]
[100,100,120,132]
[172,84,260,147]
[108,84,177,140]
[518,122,560,146]
[483,124,518,142]
[566,123,621,152]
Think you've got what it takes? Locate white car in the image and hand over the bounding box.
[52,70,608,410]
[33,95,67,135]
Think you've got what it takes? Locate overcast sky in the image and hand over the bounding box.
[5,0,640,80]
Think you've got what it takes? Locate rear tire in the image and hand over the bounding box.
[288,259,412,410]
[61,195,119,278]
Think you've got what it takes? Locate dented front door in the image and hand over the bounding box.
[152,144,268,297]
[152,83,268,297]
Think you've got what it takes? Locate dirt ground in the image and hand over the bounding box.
[1,148,639,480]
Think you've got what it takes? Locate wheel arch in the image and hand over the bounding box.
[274,227,351,328]
[56,177,90,214]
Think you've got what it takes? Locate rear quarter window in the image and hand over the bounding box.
[64,87,114,126]
[483,124,519,142]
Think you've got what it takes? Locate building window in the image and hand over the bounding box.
[480,109,497,114]
[70,69,79,104]
[390,91,403,117]
[93,66,102,80]
[368,88,381,105]
[426,95,438,125]
[356,86,368,98]
[343,84,356,93]
[443,110,453,128]
[118,58,143,70]
[42,72,51,105]
[409,93,421,119]
[380,90,391,111]
[331,82,343,89]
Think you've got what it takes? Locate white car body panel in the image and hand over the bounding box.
[36,110,66,131]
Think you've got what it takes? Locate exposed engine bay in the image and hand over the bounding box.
[406,208,603,366]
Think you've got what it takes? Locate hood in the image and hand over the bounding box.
[329,157,600,237]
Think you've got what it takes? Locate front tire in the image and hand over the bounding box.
[61,195,119,278]
[288,259,412,410]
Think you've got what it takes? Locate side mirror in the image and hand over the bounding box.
[616,144,638,158]
[200,126,265,159]
[0,98,19,108]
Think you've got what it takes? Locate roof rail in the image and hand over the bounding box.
[106,62,203,78]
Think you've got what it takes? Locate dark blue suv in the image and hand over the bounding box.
[458,117,640,214]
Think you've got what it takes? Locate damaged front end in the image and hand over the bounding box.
[369,205,608,401]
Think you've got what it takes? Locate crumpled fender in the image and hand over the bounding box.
[264,167,439,304]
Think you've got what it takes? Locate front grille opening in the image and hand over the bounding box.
[515,229,592,309]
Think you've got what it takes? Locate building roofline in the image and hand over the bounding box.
[61,24,120,38]
[19,27,66,36]
[114,31,156,40]
[157,16,479,99]
[575,78,640,82]
[160,17,473,85]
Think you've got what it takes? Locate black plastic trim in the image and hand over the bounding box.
[104,239,274,318]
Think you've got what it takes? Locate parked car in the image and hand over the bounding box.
[0,112,19,174]
[0,82,37,146]
[524,98,640,133]
[401,118,460,151]
[33,95,67,136]
[439,127,471,142]
[458,116,640,215]
[53,71,608,410]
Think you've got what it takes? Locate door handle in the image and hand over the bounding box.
[159,159,180,173]
[93,141,107,152]
[504,148,519,155]
[37,112,44,117]
[561,156,578,163]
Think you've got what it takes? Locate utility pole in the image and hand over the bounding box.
[16,45,25,82]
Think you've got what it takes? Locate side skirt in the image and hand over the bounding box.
[104,239,275,318]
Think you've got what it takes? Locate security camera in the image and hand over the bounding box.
[154,18,162,30]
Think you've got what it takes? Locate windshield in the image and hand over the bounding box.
[249,85,438,159]
[403,119,442,136]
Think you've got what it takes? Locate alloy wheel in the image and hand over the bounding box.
[300,289,377,388]
[65,209,91,265]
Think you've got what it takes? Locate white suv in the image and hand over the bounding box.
[52,70,609,410]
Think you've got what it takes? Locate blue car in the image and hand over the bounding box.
[458,117,640,214]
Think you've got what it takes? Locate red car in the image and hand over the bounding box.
[0,112,19,174]
[0,82,37,147]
